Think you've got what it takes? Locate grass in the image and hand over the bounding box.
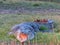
[0,1,60,44]
[0,14,60,43]
[0,1,60,9]
[0,0,60,3]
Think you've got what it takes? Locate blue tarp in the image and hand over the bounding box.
[10,19,54,42]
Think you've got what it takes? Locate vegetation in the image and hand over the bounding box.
[0,1,60,44]
[39,26,48,31]
[0,1,60,10]
[0,14,60,42]
[0,0,60,3]
[33,3,40,7]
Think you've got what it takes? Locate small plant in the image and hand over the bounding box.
[39,25,48,31]
[54,28,60,33]
[33,3,39,7]
[0,1,3,4]
[3,0,6,1]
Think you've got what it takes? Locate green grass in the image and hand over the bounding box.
[0,0,60,3]
[0,1,60,43]
[0,1,60,9]
[0,14,60,43]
